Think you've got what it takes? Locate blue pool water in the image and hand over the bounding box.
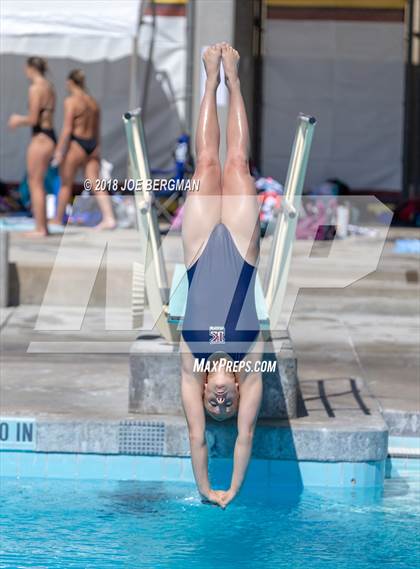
[0,217,64,233]
[1,464,419,569]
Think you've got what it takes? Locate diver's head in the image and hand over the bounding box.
[26,56,47,80]
[203,353,239,421]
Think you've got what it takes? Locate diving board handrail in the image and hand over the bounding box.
[123,109,172,339]
[264,113,316,327]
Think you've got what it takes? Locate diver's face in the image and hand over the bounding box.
[204,371,239,421]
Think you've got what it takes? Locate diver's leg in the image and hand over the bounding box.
[182,44,223,268]
[221,43,260,265]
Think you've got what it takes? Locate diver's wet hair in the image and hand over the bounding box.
[27,56,48,75]
[207,351,234,371]
[68,69,86,89]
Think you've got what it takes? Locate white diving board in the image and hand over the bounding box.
[167,263,270,329]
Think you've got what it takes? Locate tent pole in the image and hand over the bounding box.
[127,1,143,178]
[129,36,139,116]
[140,0,156,116]
[185,0,195,136]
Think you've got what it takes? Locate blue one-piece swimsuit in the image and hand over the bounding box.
[182,223,260,362]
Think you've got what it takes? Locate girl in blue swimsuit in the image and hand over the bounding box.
[181,43,263,509]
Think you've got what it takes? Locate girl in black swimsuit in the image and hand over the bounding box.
[52,69,115,229]
[69,103,98,156]
[32,108,56,144]
[8,56,56,237]
[70,132,97,156]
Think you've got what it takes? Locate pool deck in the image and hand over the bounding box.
[0,225,419,468]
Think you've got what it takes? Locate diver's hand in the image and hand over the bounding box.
[220,488,237,508]
[201,489,226,508]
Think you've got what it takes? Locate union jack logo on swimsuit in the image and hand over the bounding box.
[209,326,225,344]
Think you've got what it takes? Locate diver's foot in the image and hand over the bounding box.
[221,43,240,89]
[94,218,117,231]
[22,229,48,238]
[202,44,222,88]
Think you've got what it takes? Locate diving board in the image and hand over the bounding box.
[167,264,270,329]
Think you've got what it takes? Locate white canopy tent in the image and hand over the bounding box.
[0,0,187,182]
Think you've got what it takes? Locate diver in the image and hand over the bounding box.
[181,43,263,508]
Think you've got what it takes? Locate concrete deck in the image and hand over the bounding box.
[1,225,418,433]
[0,300,389,461]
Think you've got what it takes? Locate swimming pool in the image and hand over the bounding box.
[1,458,418,569]
[0,217,64,233]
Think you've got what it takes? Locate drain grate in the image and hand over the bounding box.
[119,420,165,455]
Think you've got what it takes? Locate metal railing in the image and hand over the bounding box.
[264,114,317,328]
[123,109,171,337]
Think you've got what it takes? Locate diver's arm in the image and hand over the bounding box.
[54,98,75,163]
[8,85,41,128]
[224,370,262,506]
[181,354,224,507]
[181,364,210,496]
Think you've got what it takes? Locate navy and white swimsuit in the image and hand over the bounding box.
[182,223,260,362]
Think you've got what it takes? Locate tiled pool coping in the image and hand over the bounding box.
[1,449,417,489]
[0,415,388,461]
[1,419,416,489]
[0,451,387,488]
[388,435,420,457]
